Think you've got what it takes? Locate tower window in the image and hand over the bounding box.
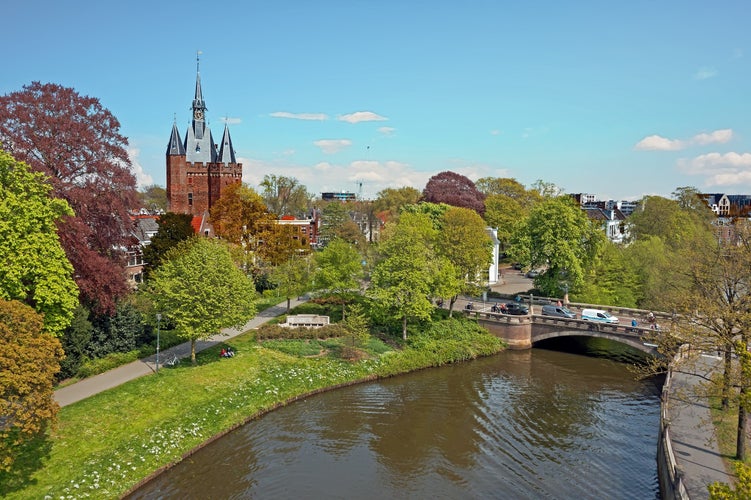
[188,193,193,206]
[196,144,201,152]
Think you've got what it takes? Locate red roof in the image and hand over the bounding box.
[191,216,202,234]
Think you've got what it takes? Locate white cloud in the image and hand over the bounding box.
[677,152,751,186]
[635,129,734,151]
[270,111,328,121]
[378,126,396,135]
[634,135,685,151]
[693,129,733,145]
[694,67,718,80]
[127,148,153,188]
[338,111,388,123]
[314,139,352,154]
[220,117,242,125]
[490,130,502,136]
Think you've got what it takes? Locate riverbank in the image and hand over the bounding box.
[3,310,501,498]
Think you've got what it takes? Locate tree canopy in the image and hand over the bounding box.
[260,174,311,218]
[313,238,363,318]
[0,298,64,473]
[510,196,603,296]
[373,186,421,221]
[0,82,138,314]
[148,238,256,363]
[0,150,78,335]
[422,171,485,215]
[142,212,195,279]
[370,212,440,339]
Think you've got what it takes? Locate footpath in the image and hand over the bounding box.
[54,297,306,407]
[667,354,735,498]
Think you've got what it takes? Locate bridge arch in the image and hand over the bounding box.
[531,329,657,355]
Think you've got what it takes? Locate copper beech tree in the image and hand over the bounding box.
[0,82,138,315]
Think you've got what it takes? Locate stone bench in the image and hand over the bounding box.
[281,314,330,328]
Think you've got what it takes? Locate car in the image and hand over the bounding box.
[581,308,619,324]
[503,303,529,315]
[512,263,523,270]
[525,269,540,278]
[541,304,576,319]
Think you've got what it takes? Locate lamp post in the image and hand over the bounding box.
[156,313,161,373]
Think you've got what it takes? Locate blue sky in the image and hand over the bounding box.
[5,1,750,201]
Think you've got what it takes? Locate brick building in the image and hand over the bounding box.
[166,59,242,215]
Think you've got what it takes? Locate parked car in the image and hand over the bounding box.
[512,263,523,270]
[504,303,529,315]
[581,308,619,323]
[541,305,576,319]
[525,269,540,278]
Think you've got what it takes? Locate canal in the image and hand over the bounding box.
[129,338,662,499]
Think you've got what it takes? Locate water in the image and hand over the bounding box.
[129,340,662,499]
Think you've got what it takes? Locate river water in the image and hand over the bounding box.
[129,338,662,499]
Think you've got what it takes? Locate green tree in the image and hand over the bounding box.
[142,212,195,279]
[137,184,168,213]
[259,174,311,218]
[317,202,353,245]
[0,299,63,473]
[269,256,312,312]
[0,150,78,336]
[510,196,603,296]
[313,238,363,318]
[626,195,714,250]
[575,242,640,307]
[148,238,256,364]
[370,212,438,340]
[373,186,421,221]
[437,206,493,314]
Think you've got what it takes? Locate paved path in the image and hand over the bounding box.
[54,297,305,407]
[668,354,735,498]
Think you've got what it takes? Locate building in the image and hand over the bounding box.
[166,58,242,216]
[322,191,357,202]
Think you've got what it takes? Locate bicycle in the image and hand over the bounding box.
[164,354,179,367]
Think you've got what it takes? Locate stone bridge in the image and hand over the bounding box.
[463,310,661,355]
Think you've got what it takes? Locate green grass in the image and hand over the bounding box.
[3,312,503,499]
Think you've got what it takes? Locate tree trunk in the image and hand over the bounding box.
[191,339,196,365]
[402,316,407,341]
[286,297,291,313]
[723,343,733,410]
[449,295,457,319]
[737,395,747,461]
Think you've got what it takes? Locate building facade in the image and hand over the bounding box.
[166,60,242,215]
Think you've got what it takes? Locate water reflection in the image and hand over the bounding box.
[129,342,661,499]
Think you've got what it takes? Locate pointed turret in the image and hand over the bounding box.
[218,124,236,164]
[166,121,186,156]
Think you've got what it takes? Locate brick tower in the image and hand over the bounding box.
[166,56,242,216]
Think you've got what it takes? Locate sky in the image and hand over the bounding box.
[4,1,751,201]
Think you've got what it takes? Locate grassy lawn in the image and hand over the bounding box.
[3,307,503,499]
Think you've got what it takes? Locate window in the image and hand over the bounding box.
[188,193,193,206]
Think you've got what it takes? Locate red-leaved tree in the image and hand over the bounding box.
[422,171,485,215]
[0,82,138,314]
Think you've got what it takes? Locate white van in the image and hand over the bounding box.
[581,308,619,324]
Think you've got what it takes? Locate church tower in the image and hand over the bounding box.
[166,55,242,216]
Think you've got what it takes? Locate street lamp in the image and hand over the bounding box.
[156,313,161,373]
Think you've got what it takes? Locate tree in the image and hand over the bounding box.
[437,207,493,314]
[370,212,439,339]
[0,82,139,315]
[137,185,168,214]
[141,212,195,279]
[0,150,78,336]
[269,256,312,312]
[260,174,311,218]
[317,201,354,245]
[483,194,525,252]
[148,238,256,363]
[626,195,714,250]
[210,183,273,245]
[0,299,64,473]
[373,186,421,221]
[313,238,363,319]
[509,196,603,296]
[422,171,485,215]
